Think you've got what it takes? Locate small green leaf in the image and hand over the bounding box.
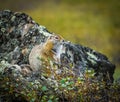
[60,78,66,84]
[48,100,52,102]
[61,84,67,87]
[30,98,35,102]
[42,86,48,91]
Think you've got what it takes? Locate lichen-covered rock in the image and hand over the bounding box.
[0,10,52,64]
[57,41,115,82]
[0,10,118,102]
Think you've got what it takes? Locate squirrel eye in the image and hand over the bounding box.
[55,36,59,39]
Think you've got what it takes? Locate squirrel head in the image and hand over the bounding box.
[47,34,64,44]
[43,34,64,53]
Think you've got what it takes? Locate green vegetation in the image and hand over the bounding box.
[0,59,120,102]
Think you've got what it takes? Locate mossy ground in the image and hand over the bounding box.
[0,60,120,102]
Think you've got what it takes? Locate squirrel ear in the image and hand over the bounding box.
[49,35,53,39]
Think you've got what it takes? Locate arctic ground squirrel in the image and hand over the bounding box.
[29,34,64,70]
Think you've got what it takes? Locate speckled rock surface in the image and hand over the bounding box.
[57,41,115,82]
[0,10,117,102]
[0,10,52,65]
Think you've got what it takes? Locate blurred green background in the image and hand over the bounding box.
[0,0,120,79]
